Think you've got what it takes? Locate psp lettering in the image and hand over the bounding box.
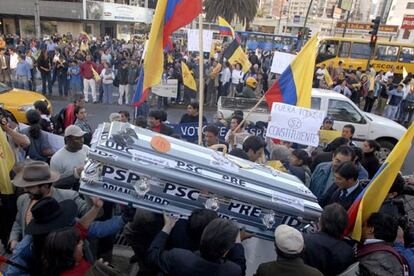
[176,161,202,174]
[102,165,140,184]
[163,183,200,201]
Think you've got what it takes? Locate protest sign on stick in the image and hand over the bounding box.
[270,51,296,74]
[187,29,214,52]
[266,103,325,147]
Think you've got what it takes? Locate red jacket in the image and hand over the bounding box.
[64,103,76,129]
[80,61,97,80]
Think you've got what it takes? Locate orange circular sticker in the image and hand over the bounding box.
[151,136,171,153]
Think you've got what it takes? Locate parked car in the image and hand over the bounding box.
[0,82,52,123]
[218,88,407,160]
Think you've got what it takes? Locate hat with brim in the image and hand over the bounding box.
[13,161,60,188]
[26,198,77,235]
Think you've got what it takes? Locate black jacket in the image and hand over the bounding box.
[179,113,207,124]
[361,152,380,179]
[117,67,129,85]
[303,232,355,276]
[319,184,364,210]
[160,123,174,136]
[148,231,245,276]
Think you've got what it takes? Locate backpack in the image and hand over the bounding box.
[357,243,410,276]
[51,108,66,135]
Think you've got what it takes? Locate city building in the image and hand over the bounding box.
[386,0,414,41]
[0,0,154,39]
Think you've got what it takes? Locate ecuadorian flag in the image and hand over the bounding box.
[345,124,414,241]
[218,16,235,38]
[133,0,202,107]
[265,34,319,109]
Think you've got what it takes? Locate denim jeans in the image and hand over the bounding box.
[58,74,69,96]
[16,75,29,90]
[41,71,52,95]
[102,83,113,104]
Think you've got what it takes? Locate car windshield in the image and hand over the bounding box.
[0,82,11,94]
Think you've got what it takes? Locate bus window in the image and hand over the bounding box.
[375,45,399,62]
[399,47,414,63]
[316,40,339,63]
[339,42,351,58]
[350,43,371,59]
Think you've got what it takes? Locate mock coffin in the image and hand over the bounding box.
[80,122,322,240]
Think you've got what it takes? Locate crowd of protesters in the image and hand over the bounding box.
[1,32,414,276]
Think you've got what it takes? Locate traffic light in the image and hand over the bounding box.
[369,16,381,45]
[306,28,312,40]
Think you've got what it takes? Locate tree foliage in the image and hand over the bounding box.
[204,0,258,25]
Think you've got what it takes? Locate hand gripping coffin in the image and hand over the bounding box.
[80,122,322,240]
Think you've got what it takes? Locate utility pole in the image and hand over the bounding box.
[34,0,41,40]
[300,0,315,47]
[342,10,351,37]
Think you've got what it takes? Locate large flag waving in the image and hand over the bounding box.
[346,124,414,241]
[133,0,202,107]
[218,16,235,38]
[222,39,252,74]
[265,34,319,108]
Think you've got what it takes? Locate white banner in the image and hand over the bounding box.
[85,0,153,23]
[270,51,296,74]
[187,29,214,52]
[152,79,178,98]
[266,103,325,147]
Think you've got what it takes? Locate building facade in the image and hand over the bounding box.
[0,0,154,39]
[386,0,414,41]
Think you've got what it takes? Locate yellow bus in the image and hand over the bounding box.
[316,37,414,80]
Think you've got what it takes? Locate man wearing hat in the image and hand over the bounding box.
[51,125,89,187]
[255,225,323,276]
[8,161,89,251]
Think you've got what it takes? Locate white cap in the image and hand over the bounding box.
[64,125,86,137]
[274,225,304,254]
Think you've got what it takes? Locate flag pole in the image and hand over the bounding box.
[198,14,205,146]
[233,94,266,133]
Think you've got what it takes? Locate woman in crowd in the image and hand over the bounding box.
[359,74,370,108]
[37,49,53,95]
[288,149,312,187]
[34,100,53,133]
[361,139,381,179]
[100,61,115,104]
[225,115,249,151]
[229,63,243,98]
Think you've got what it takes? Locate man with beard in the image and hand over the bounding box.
[51,125,89,188]
[8,161,88,252]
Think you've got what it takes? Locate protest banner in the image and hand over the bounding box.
[151,79,178,98]
[266,103,325,147]
[270,51,296,74]
[319,129,342,145]
[187,29,214,52]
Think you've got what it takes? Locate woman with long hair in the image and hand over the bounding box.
[37,49,53,95]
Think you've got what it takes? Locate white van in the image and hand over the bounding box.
[218,88,407,159]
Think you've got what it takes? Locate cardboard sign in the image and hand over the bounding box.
[266,103,325,147]
[270,51,296,74]
[187,29,214,52]
[151,79,178,98]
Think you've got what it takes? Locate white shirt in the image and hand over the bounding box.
[50,145,89,178]
[9,53,18,69]
[316,68,326,80]
[340,181,360,197]
[100,68,115,84]
[25,56,33,69]
[220,67,231,84]
[383,71,394,82]
[231,69,244,84]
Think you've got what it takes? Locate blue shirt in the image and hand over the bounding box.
[47,42,57,52]
[15,60,31,78]
[68,65,81,84]
[394,242,414,276]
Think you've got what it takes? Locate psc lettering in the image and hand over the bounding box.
[176,161,202,174]
[163,183,200,201]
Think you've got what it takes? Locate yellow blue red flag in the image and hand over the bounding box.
[265,34,319,109]
[218,16,235,38]
[346,124,414,241]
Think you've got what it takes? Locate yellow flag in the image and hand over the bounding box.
[403,67,408,80]
[324,69,333,87]
[222,39,252,74]
[181,61,197,92]
[350,124,414,241]
[91,66,101,81]
[0,128,15,194]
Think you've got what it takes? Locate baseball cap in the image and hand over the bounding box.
[64,125,86,137]
[274,225,304,254]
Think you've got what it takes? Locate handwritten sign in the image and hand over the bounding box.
[187,29,214,52]
[151,79,178,98]
[266,103,325,147]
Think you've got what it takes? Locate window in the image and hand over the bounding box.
[407,2,414,9]
[339,42,351,58]
[399,47,414,63]
[375,45,399,62]
[316,40,339,63]
[311,97,321,110]
[350,43,371,59]
[328,99,364,124]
